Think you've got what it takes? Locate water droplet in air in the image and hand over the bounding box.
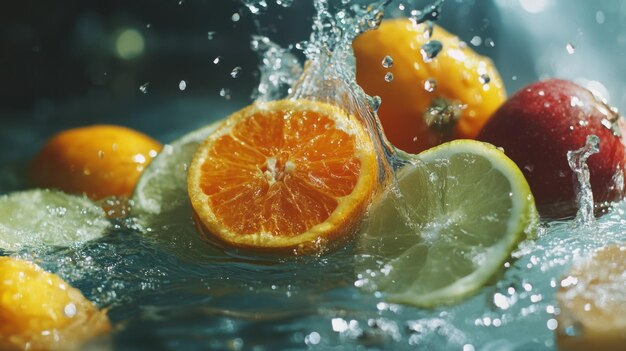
[566,43,575,54]
[230,66,242,78]
[384,72,394,82]
[424,78,437,92]
[207,31,216,40]
[139,82,149,94]
[276,0,294,7]
[479,74,491,85]
[382,55,394,68]
[421,40,443,62]
[179,80,187,91]
[220,88,231,100]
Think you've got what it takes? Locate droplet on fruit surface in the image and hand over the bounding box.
[381,55,394,68]
[424,78,437,92]
[479,74,490,85]
[420,40,442,62]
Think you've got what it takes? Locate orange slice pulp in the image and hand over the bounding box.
[187,99,378,254]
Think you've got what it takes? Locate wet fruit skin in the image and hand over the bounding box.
[477,79,626,218]
[30,125,162,200]
[353,18,506,154]
[0,257,111,350]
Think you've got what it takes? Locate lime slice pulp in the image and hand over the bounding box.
[358,140,539,307]
[130,122,222,257]
[0,189,110,250]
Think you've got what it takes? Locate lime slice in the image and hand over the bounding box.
[357,140,538,307]
[0,189,110,250]
[130,122,222,257]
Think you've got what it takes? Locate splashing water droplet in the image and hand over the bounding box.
[220,88,231,100]
[275,0,294,7]
[231,66,242,78]
[382,55,394,68]
[139,82,149,94]
[369,95,382,112]
[384,72,394,82]
[567,135,600,226]
[424,78,437,92]
[470,36,482,46]
[179,80,187,91]
[566,43,575,54]
[421,40,443,62]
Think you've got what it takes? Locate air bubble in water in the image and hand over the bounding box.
[382,55,394,68]
[231,67,242,78]
[384,72,394,82]
[421,40,443,62]
[139,82,149,94]
[470,36,482,46]
[485,38,495,47]
[232,13,241,22]
[213,56,222,65]
[566,43,575,54]
[179,80,187,91]
[424,78,437,92]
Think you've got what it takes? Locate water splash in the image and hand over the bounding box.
[567,135,600,226]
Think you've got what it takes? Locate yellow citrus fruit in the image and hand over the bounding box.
[0,257,110,350]
[556,244,626,351]
[30,125,162,200]
[353,18,506,154]
[188,99,378,254]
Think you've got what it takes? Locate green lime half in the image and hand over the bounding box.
[0,189,110,250]
[357,140,538,307]
[130,122,222,258]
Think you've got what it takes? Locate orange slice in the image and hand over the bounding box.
[187,99,378,254]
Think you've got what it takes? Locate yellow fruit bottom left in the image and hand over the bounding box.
[0,257,110,351]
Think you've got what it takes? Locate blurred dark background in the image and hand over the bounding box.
[1,0,624,162]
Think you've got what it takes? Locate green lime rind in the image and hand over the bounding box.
[129,122,222,257]
[0,189,111,251]
[358,140,538,308]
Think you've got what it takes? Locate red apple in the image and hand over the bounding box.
[477,79,626,218]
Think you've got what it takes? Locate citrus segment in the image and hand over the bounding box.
[357,140,538,307]
[556,244,626,351]
[188,99,378,253]
[0,189,110,251]
[0,257,110,350]
[30,125,162,200]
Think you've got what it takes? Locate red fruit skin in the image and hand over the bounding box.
[477,79,626,219]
